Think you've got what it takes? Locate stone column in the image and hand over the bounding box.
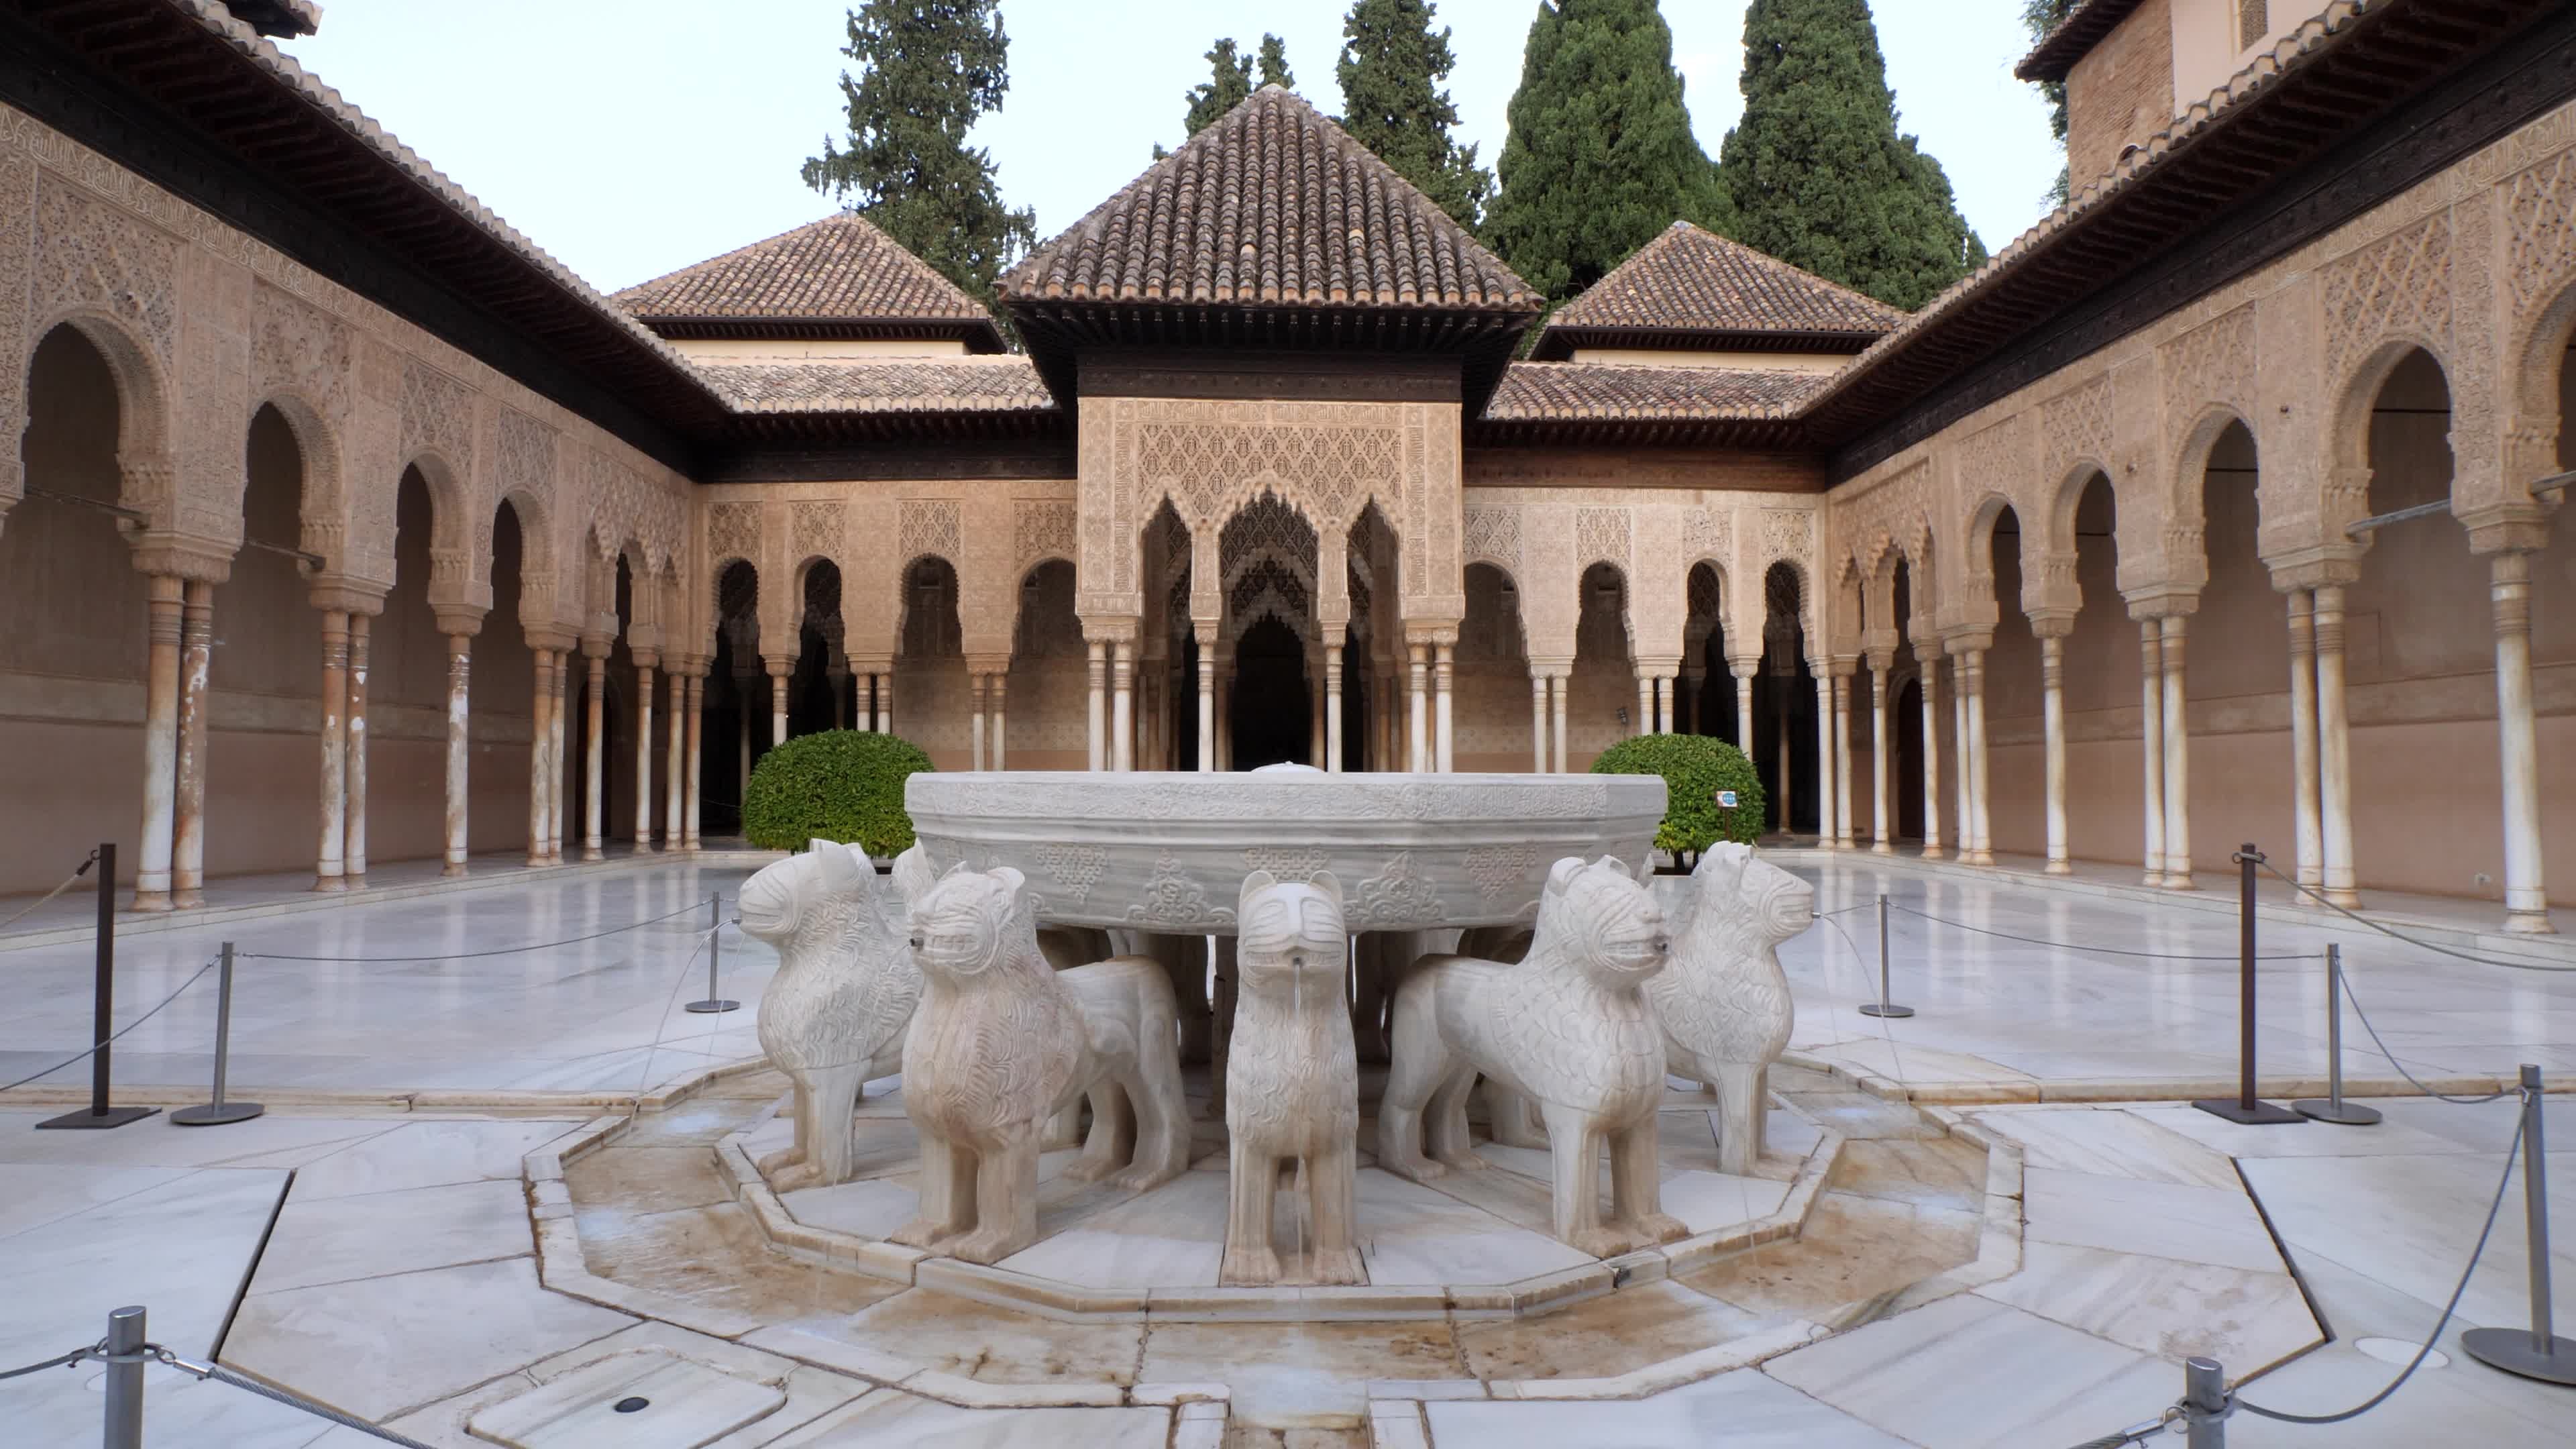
[991,672,1008,771]
[1637,674,1656,737]
[2489,553,2551,931]
[1949,655,1970,857]
[1967,649,1992,866]
[582,646,607,861]
[1326,644,1345,773]
[969,672,987,771]
[315,608,351,892]
[1111,639,1135,772]
[2039,629,2071,875]
[663,669,685,848]
[1550,671,1569,775]
[1087,641,1108,771]
[1731,661,1758,761]
[1918,643,1944,859]
[633,656,657,853]
[1832,670,1854,849]
[133,575,183,911]
[441,634,473,875]
[549,651,570,865]
[877,672,895,739]
[1407,643,1429,772]
[1434,639,1454,772]
[172,581,214,907]
[2286,590,2322,888]
[683,670,704,851]
[344,613,371,885]
[2139,620,2165,885]
[1869,659,1892,854]
[1656,676,1674,736]
[768,660,792,747]
[2158,616,2192,889]
[1813,673,1835,846]
[1515,670,1535,772]
[1195,639,1216,771]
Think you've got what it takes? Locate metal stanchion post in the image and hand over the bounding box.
[684,892,738,1014]
[2182,1356,2226,1448]
[2461,1064,2576,1384]
[103,1305,146,1449]
[39,842,156,1130]
[2193,843,2301,1126]
[174,943,262,1126]
[2294,944,2379,1126]
[1858,892,1913,1018]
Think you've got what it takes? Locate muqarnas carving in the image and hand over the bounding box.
[737,840,918,1191]
[1379,856,1686,1256]
[1650,843,1809,1175]
[1222,869,1362,1286]
[891,863,1189,1263]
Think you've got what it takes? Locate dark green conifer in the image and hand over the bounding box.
[2021,0,2077,205]
[1334,0,1491,231]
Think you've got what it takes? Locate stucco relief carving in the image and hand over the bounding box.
[398,360,474,479]
[31,174,179,367]
[2323,211,2452,381]
[2505,150,2576,317]
[1684,507,1731,566]
[2040,376,2114,480]
[708,502,761,566]
[1014,499,1077,570]
[1138,419,1403,539]
[1757,508,1814,576]
[2161,307,2257,429]
[1462,505,1521,574]
[1575,506,1630,571]
[790,499,845,564]
[899,498,961,564]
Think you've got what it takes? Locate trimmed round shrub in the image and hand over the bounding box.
[742,729,934,857]
[1590,734,1767,861]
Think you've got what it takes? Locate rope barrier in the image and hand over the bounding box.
[2334,971,2513,1106]
[237,900,708,963]
[155,1349,437,1448]
[0,959,215,1095]
[0,1341,98,1381]
[0,849,101,930]
[2254,857,2576,974]
[1885,902,2310,961]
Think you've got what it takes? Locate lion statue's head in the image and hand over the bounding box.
[1680,842,1813,949]
[1529,855,1669,989]
[737,839,892,953]
[907,863,1038,985]
[1236,869,1346,989]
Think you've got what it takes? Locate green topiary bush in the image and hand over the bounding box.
[741,729,934,857]
[1590,734,1767,863]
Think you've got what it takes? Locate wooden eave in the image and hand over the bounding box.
[1528,324,1882,362]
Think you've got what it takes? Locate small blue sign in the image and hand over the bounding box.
[1715,790,1739,808]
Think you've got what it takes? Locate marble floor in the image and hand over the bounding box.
[3,855,2574,1445]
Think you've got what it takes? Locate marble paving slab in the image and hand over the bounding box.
[1424,1364,1911,1447]
[464,1347,788,1448]
[2019,1166,2286,1273]
[292,1118,584,1199]
[998,1169,1228,1288]
[765,1286,1143,1386]
[1141,1321,1466,1428]
[252,1177,532,1293]
[1454,1280,1778,1381]
[765,1388,1171,1446]
[1355,1167,1594,1286]
[0,1165,288,1364]
[1968,1107,2243,1189]
[1974,1240,2318,1371]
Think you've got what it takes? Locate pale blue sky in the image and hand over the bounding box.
[278,2,2059,295]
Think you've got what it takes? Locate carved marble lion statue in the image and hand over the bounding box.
[1649,843,1811,1175]
[1379,856,1687,1257]
[1222,869,1363,1286]
[890,863,1189,1264]
[737,840,918,1191]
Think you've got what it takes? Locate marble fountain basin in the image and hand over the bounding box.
[904,770,1668,933]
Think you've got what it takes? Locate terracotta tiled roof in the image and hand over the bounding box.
[694,359,1055,417]
[2016,1,2151,83]
[613,215,1004,349]
[999,87,1537,311]
[1483,361,1831,422]
[1534,223,1904,358]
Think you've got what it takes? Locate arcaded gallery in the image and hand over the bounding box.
[4,1,2576,1445]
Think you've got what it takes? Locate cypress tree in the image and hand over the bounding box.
[2021,0,2076,205]
[1487,0,1732,303]
[1159,34,1294,158]
[1256,34,1295,91]
[1334,0,1492,231]
[801,0,1036,306]
[1717,0,1984,311]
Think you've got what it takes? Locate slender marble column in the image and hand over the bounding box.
[1434,641,1454,772]
[133,575,182,911]
[683,672,704,851]
[1111,641,1134,772]
[1087,642,1107,771]
[1733,662,1757,761]
[991,672,1008,771]
[1870,663,1892,854]
[582,651,606,861]
[2158,616,2191,889]
[1194,640,1216,770]
[442,635,472,875]
[1814,674,1835,847]
[877,673,894,739]
[1919,649,1943,859]
[1638,675,1656,737]
[1519,671,1539,771]
[2139,622,2165,885]
[172,581,213,907]
[315,608,351,891]
[1833,672,1854,848]
[1326,644,1344,773]
[2041,634,2070,875]
[1407,645,1429,772]
[2489,553,2552,932]
[663,669,685,848]
[1949,655,1970,857]
[1968,650,1992,865]
[549,653,570,865]
[1656,676,1674,737]
[345,614,370,885]
[1550,672,1569,775]
[634,660,656,852]
[970,672,987,771]
[2286,590,2322,888]
[769,664,790,747]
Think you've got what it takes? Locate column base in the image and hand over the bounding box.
[2161,874,2200,892]
[170,889,203,910]
[130,890,172,913]
[344,873,365,891]
[2043,859,2072,877]
[442,861,468,878]
[1968,851,1994,867]
[1920,845,1944,861]
[311,875,348,894]
[2141,869,2165,888]
[583,846,604,863]
[2324,888,2362,909]
[2501,909,2557,935]
[525,854,549,869]
[1872,842,1892,855]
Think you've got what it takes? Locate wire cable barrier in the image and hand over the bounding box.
[2253,856,2575,975]
[0,958,215,1095]
[236,900,708,963]
[2334,971,2513,1106]
[1884,901,2311,961]
[0,849,101,931]
[0,1335,433,1447]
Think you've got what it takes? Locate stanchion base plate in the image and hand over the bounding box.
[684,999,741,1014]
[171,1102,266,1126]
[35,1105,158,1130]
[2191,1097,2304,1126]
[2461,1328,2576,1385]
[1858,1003,1915,1018]
[2291,1097,2383,1126]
